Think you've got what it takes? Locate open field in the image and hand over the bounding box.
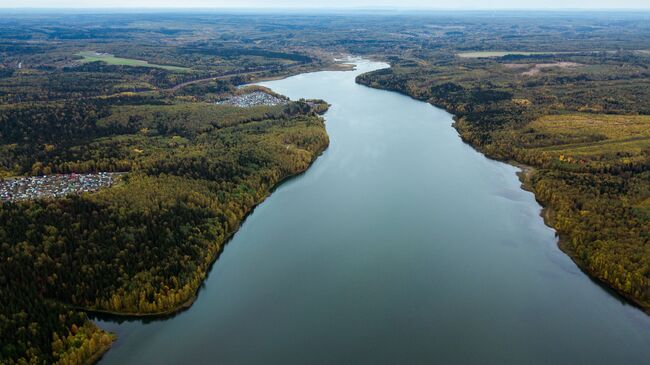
[521,114,650,169]
[457,51,570,58]
[76,51,191,72]
[504,62,583,76]
[528,114,650,140]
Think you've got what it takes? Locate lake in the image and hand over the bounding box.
[96,59,650,364]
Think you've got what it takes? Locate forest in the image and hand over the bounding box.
[1,10,650,364]
[0,14,333,362]
[1,91,329,364]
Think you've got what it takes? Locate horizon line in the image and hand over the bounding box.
[2,7,650,11]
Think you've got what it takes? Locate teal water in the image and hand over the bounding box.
[97,60,650,364]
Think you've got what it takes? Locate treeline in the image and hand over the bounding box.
[531,170,650,303]
[181,46,312,63]
[0,98,322,177]
[0,275,113,365]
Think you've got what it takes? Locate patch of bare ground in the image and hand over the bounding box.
[504,62,582,76]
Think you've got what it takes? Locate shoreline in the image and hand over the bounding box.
[82,336,115,365]
[84,105,331,321]
[251,62,356,83]
[74,58,647,365]
[356,68,650,315]
[79,59,646,364]
[458,108,650,315]
[83,143,329,321]
[83,117,330,365]
[462,114,650,315]
[58,99,332,365]
[168,59,356,93]
[514,161,650,314]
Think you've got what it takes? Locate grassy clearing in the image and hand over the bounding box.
[530,114,650,140]
[456,51,567,58]
[523,113,650,169]
[76,51,191,72]
[538,137,649,163]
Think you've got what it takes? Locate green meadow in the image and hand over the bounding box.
[76,51,191,72]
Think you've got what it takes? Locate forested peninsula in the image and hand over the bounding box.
[1,86,329,364]
[0,13,344,364]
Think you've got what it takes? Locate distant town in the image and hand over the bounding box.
[0,172,121,202]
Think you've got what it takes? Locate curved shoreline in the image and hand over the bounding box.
[82,338,115,365]
[84,141,330,321]
[79,106,332,323]
[42,102,330,365]
[79,118,330,365]
[356,72,650,315]
[89,59,647,325]
[514,162,650,314]
[89,58,650,365]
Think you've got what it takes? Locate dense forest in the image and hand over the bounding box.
[358,50,650,310]
[0,15,331,361]
[2,10,650,364]
[0,92,329,363]
[0,12,344,364]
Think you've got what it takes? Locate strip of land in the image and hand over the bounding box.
[456,51,570,58]
[76,51,191,72]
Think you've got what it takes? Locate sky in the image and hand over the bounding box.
[2,0,650,9]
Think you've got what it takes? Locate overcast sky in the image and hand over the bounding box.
[3,0,649,9]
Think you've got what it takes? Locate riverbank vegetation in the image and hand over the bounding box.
[2,10,650,364]
[358,49,650,311]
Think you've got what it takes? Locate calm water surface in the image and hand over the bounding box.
[97,60,650,364]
